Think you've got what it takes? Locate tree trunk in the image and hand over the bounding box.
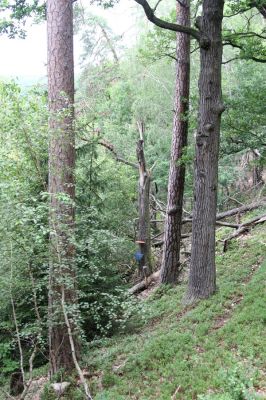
[252,150,264,187]
[47,0,78,374]
[136,127,152,279]
[160,0,190,284]
[185,0,225,303]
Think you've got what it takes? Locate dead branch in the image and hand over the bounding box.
[217,199,265,220]
[223,213,266,252]
[81,136,139,170]
[10,242,25,391]
[128,270,160,295]
[99,138,138,169]
[182,200,265,224]
[215,221,240,228]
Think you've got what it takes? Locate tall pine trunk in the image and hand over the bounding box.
[47,0,78,373]
[160,0,190,284]
[185,0,225,303]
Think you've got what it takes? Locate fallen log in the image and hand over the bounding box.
[215,221,240,228]
[216,199,265,220]
[128,270,160,295]
[181,200,265,225]
[223,213,266,252]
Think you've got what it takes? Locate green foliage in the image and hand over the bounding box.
[0,2,266,395]
[0,0,45,38]
[0,80,143,381]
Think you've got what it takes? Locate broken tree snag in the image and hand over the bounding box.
[216,199,266,220]
[223,213,266,252]
[136,131,152,279]
[128,270,160,295]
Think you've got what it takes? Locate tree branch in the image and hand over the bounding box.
[80,136,139,169]
[223,213,266,251]
[10,242,25,391]
[223,41,266,63]
[133,0,200,40]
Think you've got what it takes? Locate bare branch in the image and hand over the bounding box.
[10,242,25,390]
[80,136,139,169]
[224,7,252,17]
[222,57,239,64]
[153,0,163,13]
[223,213,266,251]
[99,139,139,169]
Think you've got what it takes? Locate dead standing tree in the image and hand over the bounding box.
[136,121,152,279]
[81,123,153,279]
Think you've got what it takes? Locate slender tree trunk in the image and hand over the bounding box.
[47,0,78,373]
[160,0,190,284]
[136,122,152,279]
[185,0,225,303]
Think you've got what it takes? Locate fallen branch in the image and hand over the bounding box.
[215,221,240,228]
[216,200,265,220]
[223,213,266,252]
[182,199,265,224]
[128,270,160,295]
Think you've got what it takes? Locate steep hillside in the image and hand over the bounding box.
[85,212,266,400]
[1,210,265,400]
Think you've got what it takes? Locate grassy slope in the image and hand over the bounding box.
[87,213,266,400]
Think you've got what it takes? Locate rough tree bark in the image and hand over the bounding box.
[136,122,152,279]
[160,0,190,284]
[135,0,226,303]
[47,0,78,374]
[185,0,225,303]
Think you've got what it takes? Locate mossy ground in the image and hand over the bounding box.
[85,212,266,400]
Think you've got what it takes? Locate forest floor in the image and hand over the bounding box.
[1,209,265,400]
[85,209,266,400]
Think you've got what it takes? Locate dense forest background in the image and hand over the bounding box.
[0,1,265,399]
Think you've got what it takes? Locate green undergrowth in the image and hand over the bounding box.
[1,210,265,400]
[85,213,266,400]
